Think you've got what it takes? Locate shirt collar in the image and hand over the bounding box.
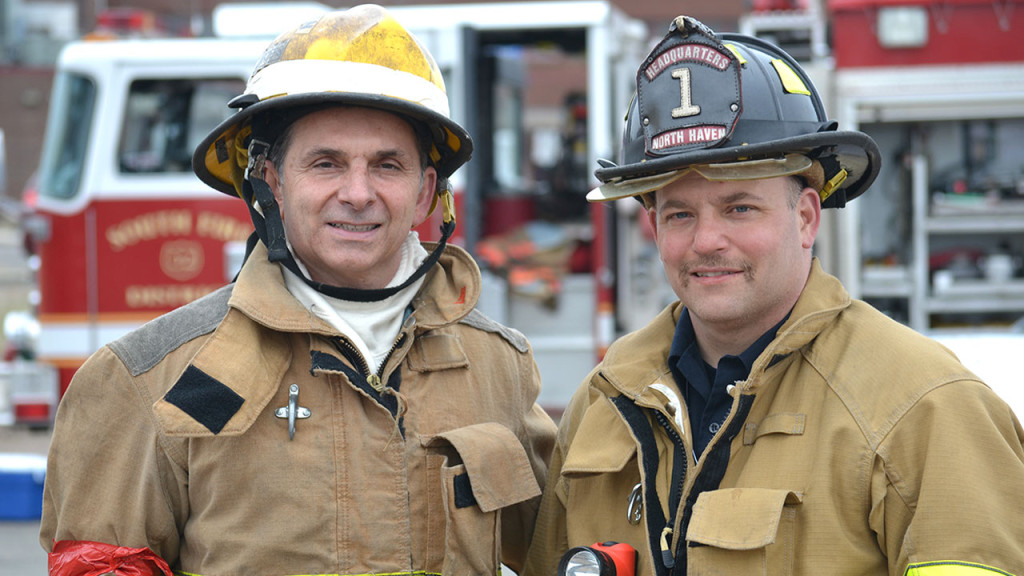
[669,308,789,398]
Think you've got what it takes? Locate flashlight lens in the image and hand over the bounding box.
[562,549,603,576]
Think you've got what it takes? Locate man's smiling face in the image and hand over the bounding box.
[648,171,820,339]
[265,106,436,290]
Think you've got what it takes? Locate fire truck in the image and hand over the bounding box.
[11,1,648,424]
[14,36,260,426]
[742,0,1024,413]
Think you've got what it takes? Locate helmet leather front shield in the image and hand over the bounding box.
[638,21,741,159]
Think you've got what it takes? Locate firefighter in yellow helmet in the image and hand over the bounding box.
[523,14,1024,576]
[41,6,556,576]
[194,3,471,295]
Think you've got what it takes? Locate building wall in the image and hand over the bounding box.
[0,67,52,199]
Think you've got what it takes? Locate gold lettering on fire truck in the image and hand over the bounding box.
[196,211,252,243]
[106,210,193,251]
[125,284,221,308]
[106,210,250,251]
[160,240,204,282]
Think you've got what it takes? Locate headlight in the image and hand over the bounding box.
[557,542,637,576]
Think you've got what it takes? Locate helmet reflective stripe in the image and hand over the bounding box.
[904,561,1019,575]
[246,59,450,118]
[771,59,811,96]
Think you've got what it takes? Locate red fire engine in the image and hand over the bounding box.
[20,36,264,424]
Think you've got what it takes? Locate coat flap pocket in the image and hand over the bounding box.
[743,412,806,445]
[406,332,469,372]
[562,396,637,476]
[687,488,803,550]
[424,422,539,512]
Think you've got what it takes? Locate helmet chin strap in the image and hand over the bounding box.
[240,142,454,303]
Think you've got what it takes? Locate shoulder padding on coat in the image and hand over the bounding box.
[458,308,530,354]
[109,284,235,377]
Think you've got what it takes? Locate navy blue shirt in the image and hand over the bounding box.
[668,309,784,457]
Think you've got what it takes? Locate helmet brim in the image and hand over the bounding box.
[592,129,880,208]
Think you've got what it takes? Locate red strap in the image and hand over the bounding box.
[49,540,173,576]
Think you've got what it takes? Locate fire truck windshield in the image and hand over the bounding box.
[37,73,245,201]
[37,72,95,200]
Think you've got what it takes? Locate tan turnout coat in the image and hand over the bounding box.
[523,260,1024,576]
[42,242,556,576]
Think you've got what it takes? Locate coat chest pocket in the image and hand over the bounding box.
[423,422,540,576]
[686,488,803,576]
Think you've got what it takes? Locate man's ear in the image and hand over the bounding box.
[799,186,822,249]
[413,167,439,228]
[646,201,659,238]
[264,159,284,206]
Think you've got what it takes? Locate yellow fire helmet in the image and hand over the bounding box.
[194,4,470,200]
[192,4,473,302]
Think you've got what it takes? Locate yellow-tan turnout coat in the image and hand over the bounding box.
[42,243,556,576]
[524,261,1024,576]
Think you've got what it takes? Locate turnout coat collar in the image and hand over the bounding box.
[151,241,484,437]
[598,259,848,404]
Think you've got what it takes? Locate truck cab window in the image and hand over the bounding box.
[37,72,96,200]
[118,78,243,174]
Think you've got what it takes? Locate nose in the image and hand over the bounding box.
[690,213,729,255]
[337,164,375,209]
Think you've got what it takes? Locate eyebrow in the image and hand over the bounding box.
[657,189,764,212]
[300,147,412,162]
[720,190,762,204]
[372,148,412,161]
[657,198,691,212]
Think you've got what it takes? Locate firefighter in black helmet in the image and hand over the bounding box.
[524,15,1024,576]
